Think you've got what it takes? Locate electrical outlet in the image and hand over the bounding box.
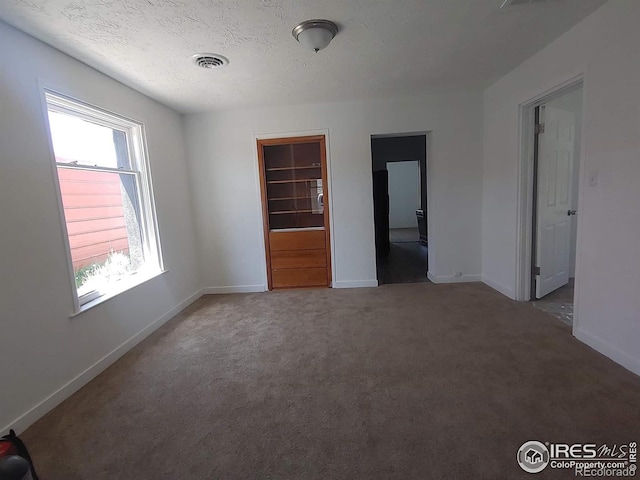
[454,272,462,278]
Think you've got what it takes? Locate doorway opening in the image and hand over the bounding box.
[525,84,583,326]
[371,133,428,285]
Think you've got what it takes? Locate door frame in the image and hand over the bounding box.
[253,129,335,290]
[369,131,431,280]
[515,75,585,314]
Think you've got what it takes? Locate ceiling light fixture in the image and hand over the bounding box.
[292,19,338,53]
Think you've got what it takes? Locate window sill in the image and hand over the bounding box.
[70,269,168,318]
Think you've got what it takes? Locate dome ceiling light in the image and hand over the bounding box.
[292,19,339,53]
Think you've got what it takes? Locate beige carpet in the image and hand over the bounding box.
[22,283,640,479]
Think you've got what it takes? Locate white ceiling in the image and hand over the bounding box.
[0,0,606,113]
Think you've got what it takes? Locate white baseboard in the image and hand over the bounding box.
[205,282,378,292]
[333,279,378,288]
[427,272,482,284]
[202,285,266,294]
[481,275,516,300]
[1,289,204,436]
[574,327,640,377]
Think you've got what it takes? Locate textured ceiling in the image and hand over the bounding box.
[0,0,606,113]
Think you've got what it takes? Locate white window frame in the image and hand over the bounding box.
[43,90,163,311]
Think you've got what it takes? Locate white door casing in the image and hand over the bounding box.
[535,105,575,299]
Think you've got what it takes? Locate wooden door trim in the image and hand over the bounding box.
[258,135,326,147]
[319,137,332,286]
[256,138,273,290]
[256,135,331,290]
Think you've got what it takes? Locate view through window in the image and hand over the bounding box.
[45,92,161,306]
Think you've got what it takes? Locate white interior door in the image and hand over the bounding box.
[535,104,576,299]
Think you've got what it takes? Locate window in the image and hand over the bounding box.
[44,92,162,308]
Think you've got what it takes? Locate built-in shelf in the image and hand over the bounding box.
[267,179,319,184]
[258,136,330,289]
[267,165,320,172]
[269,196,314,201]
[261,138,325,232]
[269,226,324,233]
[270,209,319,215]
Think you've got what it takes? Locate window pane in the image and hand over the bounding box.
[45,92,161,307]
[56,167,144,297]
[48,111,131,169]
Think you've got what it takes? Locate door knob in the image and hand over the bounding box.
[567,210,577,216]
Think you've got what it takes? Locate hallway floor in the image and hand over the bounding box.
[532,279,574,326]
[376,241,428,285]
[389,227,420,243]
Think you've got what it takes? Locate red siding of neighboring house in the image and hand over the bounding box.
[57,167,129,269]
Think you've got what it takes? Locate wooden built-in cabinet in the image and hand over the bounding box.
[257,135,331,289]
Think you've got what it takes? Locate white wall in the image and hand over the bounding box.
[482,0,640,375]
[0,21,200,434]
[184,92,483,289]
[547,88,582,277]
[388,161,420,229]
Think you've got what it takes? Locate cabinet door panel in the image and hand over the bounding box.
[271,249,326,270]
[272,267,328,288]
[269,230,326,251]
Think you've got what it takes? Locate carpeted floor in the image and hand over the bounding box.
[22,283,640,479]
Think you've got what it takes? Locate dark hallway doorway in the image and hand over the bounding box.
[371,134,428,285]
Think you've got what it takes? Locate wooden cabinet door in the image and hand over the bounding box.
[257,136,331,290]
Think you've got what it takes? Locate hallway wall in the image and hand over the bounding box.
[371,135,427,212]
[388,161,420,229]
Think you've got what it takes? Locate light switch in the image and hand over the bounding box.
[588,171,598,187]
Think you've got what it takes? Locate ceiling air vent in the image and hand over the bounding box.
[191,54,229,69]
[500,0,555,8]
